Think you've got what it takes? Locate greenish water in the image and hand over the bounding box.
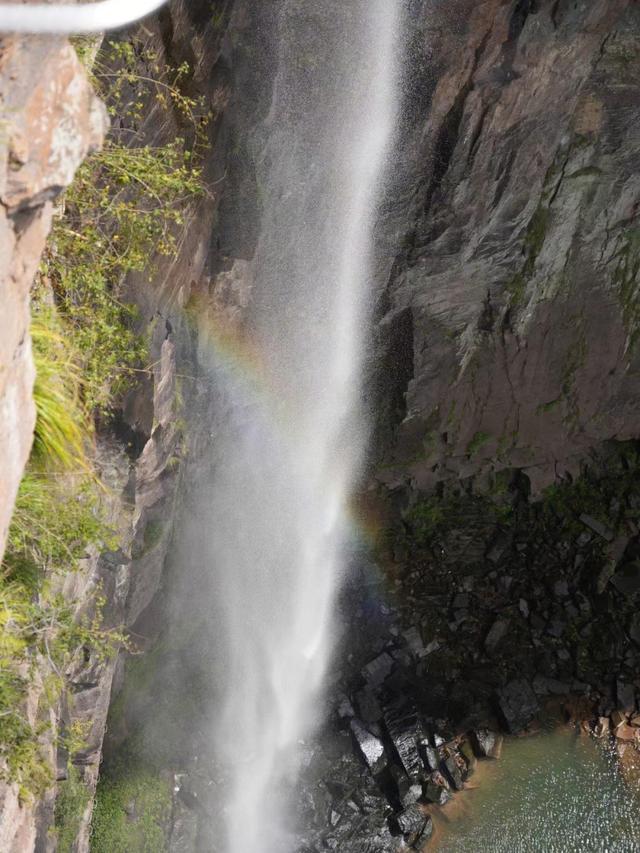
[434,727,640,852]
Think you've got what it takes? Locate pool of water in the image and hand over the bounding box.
[433,727,640,852]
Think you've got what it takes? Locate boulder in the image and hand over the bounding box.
[423,781,450,806]
[579,514,614,542]
[441,755,464,791]
[484,618,510,654]
[471,728,503,759]
[400,783,423,809]
[383,699,425,781]
[402,626,427,659]
[615,723,639,743]
[496,679,539,733]
[350,719,387,776]
[395,806,432,849]
[361,653,394,688]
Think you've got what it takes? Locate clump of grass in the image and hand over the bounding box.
[30,311,91,473]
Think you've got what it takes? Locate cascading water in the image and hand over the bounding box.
[205,2,400,849]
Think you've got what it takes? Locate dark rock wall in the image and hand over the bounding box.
[375,0,640,495]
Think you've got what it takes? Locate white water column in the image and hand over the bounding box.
[207,1,401,849]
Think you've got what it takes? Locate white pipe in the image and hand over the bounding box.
[0,0,169,33]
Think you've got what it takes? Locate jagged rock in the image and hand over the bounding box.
[423,781,450,806]
[471,729,503,760]
[611,709,627,729]
[497,679,540,733]
[579,515,614,543]
[615,723,639,743]
[374,0,640,497]
[484,618,509,654]
[400,784,423,809]
[350,719,388,776]
[383,700,425,780]
[419,740,440,773]
[402,627,427,658]
[362,653,394,688]
[441,755,464,791]
[337,696,356,720]
[395,805,427,843]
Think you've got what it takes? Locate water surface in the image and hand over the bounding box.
[434,727,640,852]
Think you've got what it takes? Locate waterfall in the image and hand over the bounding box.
[206,2,400,849]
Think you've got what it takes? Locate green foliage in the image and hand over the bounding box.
[91,758,171,853]
[41,37,209,412]
[30,311,91,472]
[55,764,91,853]
[0,31,207,804]
[4,473,106,582]
[0,575,121,797]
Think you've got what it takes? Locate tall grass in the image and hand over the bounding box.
[30,312,92,473]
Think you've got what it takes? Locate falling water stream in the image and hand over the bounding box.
[205,2,400,850]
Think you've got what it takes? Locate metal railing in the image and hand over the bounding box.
[0,0,169,33]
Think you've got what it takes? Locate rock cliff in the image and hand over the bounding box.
[0,35,105,564]
[375,0,640,495]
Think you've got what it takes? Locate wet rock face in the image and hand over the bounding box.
[0,35,106,566]
[376,0,640,494]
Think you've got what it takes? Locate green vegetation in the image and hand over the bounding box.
[90,757,172,853]
[0,36,208,802]
[42,38,209,412]
[31,313,91,471]
[55,764,91,853]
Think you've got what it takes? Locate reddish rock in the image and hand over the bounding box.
[616,723,640,743]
